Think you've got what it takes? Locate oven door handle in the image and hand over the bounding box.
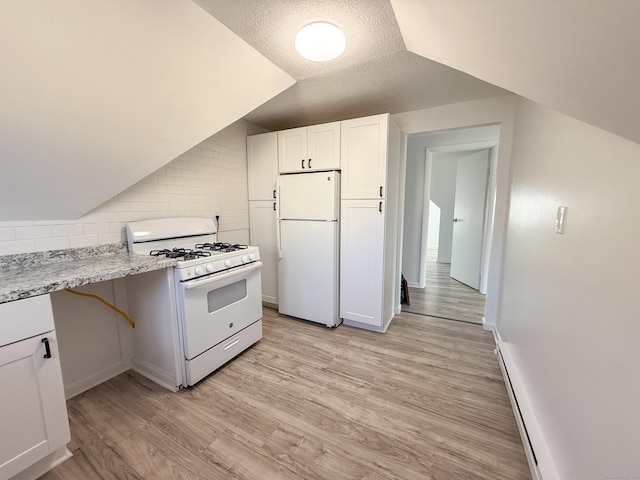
[184,261,262,290]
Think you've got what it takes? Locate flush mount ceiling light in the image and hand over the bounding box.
[295,22,346,62]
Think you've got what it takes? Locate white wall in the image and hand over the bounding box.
[497,99,640,479]
[426,201,440,250]
[0,0,293,221]
[0,119,258,255]
[429,152,458,262]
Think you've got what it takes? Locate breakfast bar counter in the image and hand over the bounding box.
[0,243,176,304]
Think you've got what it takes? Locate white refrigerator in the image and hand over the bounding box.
[277,171,340,327]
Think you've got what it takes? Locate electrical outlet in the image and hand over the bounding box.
[213,207,220,217]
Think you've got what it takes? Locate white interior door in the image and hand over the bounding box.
[450,149,490,290]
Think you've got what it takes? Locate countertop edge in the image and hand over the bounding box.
[0,245,177,304]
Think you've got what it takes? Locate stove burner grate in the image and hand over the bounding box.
[195,242,248,253]
[149,248,212,260]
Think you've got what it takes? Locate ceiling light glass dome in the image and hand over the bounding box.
[295,22,346,62]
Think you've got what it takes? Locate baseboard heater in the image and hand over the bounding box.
[495,341,560,480]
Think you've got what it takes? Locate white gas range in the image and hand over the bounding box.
[125,217,262,390]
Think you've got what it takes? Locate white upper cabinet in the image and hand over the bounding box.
[340,114,389,199]
[247,132,278,201]
[278,122,340,173]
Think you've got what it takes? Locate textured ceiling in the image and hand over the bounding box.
[193,0,509,131]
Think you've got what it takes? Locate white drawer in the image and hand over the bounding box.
[184,319,262,387]
[0,295,55,347]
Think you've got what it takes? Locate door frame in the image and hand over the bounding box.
[420,140,499,294]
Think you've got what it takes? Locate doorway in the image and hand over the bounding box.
[400,125,500,324]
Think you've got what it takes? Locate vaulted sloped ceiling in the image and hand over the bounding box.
[391,0,640,145]
[0,0,294,221]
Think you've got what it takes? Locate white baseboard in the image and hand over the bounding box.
[481,316,495,331]
[343,313,394,333]
[495,341,560,480]
[132,359,180,392]
[64,361,131,399]
[436,258,451,263]
[10,447,72,480]
[407,281,420,288]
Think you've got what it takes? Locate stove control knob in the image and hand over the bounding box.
[224,259,233,268]
[241,255,249,263]
[249,253,257,261]
[206,263,214,273]
[195,266,203,276]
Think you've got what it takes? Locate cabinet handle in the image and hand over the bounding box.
[379,201,383,213]
[309,158,312,168]
[273,202,276,211]
[380,186,383,197]
[302,159,305,169]
[273,189,276,199]
[42,337,52,359]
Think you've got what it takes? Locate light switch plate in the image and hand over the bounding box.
[555,206,567,234]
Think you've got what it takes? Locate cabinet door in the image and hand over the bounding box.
[249,200,279,305]
[0,332,70,480]
[341,114,389,199]
[340,199,385,327]
[307,121,340,170]
[278,127,308,173]
[247,132,278,201]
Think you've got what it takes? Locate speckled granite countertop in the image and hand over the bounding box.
[0,243,176,303]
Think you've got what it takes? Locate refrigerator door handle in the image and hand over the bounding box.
[276,176,282,258]
[276,219,283,259]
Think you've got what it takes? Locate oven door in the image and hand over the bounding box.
[178,261,262,360]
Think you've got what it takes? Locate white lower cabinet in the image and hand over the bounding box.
[340,199,386,328]
[249,200,279,305]
[0,296,71,480]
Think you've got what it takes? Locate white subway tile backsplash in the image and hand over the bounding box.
[69,234,99,248]
[15,226,53,240]
[35,236,70,251]
[0,239,36,255]
[51,224,84,237]
[98,232,124,244]
[0,228,15,242]
[83,223,111,235]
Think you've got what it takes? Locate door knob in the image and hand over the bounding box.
[453,218,459,223]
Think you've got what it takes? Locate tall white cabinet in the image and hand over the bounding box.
[0,295,71,480]
[247,132,279,306]
[340,114,401,332]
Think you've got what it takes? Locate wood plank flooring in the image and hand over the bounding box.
[42,308,530,480]
[404,261,486,324]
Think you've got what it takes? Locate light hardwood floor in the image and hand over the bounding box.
[404,261,486,324]
[42,308,530,480]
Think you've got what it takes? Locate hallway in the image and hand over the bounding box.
[403,261,486,324]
